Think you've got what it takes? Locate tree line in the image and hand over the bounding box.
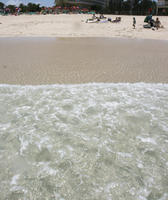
[0,0,157,15]
[0,2,41,13]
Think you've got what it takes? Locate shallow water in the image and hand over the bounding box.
[0,83,168,200]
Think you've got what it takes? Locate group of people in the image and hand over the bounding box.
[86,14,163,30]
[133,16,163,30]
[143,15,163,30]
[86,14,107,23]
[86,14,121,23]
[90,14,107,22]
[109,17,121,23]
[149,17,162,29]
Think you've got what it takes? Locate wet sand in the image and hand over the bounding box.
[0,37,168,84]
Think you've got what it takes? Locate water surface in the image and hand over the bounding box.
[0,83,168,200]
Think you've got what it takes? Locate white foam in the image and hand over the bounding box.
[105,182,119,193]
[117,152,132,158]
[10,174,20,185]
[136,136,157,145]
[19,137,29,155]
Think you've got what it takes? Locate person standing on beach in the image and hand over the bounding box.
[133,17,136,29]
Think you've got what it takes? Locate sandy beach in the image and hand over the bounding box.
[0,37,168,84]
[1,14,168,200]
[0,14,168,40]
[0,15,168,84]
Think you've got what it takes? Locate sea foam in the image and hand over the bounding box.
[0,83,168,200]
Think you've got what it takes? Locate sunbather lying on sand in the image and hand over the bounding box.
[86,14,108,23]
[111,17,121,23]
[86,14,98,23]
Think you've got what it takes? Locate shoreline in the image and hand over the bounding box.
[1,82,168,87]
[1,36,168,42]
[0,37,168,85]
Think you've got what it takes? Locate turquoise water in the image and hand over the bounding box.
[0,83,168,200]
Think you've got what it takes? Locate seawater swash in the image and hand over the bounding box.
[0,83,168,200]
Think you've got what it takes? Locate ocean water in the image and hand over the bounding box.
[0,83,168,200]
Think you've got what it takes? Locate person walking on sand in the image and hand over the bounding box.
[133,17,136,29]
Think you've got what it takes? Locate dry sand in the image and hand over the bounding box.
[0,37,168,84]
[0,14,168,40]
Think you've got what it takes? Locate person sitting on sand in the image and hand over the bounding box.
[155,18,161,30]
[92,14,96,20]
[100,14,105,19]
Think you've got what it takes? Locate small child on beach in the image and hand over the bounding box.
[133,17,136,29]
[155,17,161,30]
